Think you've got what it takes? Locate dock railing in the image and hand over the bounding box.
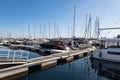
[0,49,30,63]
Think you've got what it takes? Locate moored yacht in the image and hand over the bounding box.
[91,38,120,62]
[38,39,70,54]
[39,40,67,50]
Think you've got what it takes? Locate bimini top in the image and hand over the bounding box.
[100,38,120,43]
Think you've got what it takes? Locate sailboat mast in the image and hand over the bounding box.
[44,24,46,38]
[34,23,36,39]
[49,22,50,39]
[39,23,41,38]
[54,22,56,38]
[97,18,99,39]
[28,24,31,39]
[57,24,59,38]
[85,14,88,38]
[73,4,76,37]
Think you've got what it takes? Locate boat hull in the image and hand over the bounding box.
[91,49,120,63]
[40,44,65,50]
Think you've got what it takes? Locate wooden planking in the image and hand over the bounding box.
[0,58,25,62]
[0,58,27,65]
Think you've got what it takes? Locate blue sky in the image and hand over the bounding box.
[0,0,120,38]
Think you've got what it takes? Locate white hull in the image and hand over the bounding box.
[91,48,120,63]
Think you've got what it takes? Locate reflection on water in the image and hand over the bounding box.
[18,57,108,80]
[1,47,119,80]
[91,58,120,80]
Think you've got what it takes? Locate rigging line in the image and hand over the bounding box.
[73,4,76,37]
[68,11,73,31]
[68,25,70,38]
[39,23,41,38]
[101,0,108,23]
[80,18,86,37]
[67,4,74,36]
[49,22,50,39]
[112,17,120,28]
[92,17,98,38]
[101,0,108,27]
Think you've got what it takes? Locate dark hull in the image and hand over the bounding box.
[40,44,65,50]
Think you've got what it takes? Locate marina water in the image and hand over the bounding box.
[18,56,114,80]
[1,47,119,80]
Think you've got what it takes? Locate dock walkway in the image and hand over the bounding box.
[0,46,96,79]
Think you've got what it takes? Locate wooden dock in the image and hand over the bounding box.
[0,58,27,65]
[0,46,96,79]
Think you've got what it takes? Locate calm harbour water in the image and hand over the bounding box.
[1,46,119,80]
[18,56,114,80]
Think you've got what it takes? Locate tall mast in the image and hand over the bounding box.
[28,24,31,39]
[73,4,76,38]
[54,22,56,38]
[97,18,99,39]
[94,17,99,39]
[39,23,41,38]
[68,25,70,38]
[34,22,36,39]
[57,24,59,38]
[49,22,50,39]
[44,24,46,38]
[85,14,88,38]
[88,13,92,38]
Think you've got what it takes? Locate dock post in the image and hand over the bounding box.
[13,50,16,63]
[20,50,23,59]
[7,50,11,59]
[26,51,30,62]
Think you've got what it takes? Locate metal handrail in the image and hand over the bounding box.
[0,49,30,63]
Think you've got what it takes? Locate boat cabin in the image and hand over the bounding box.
[40,40,66,50]
[100,38,120,49]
